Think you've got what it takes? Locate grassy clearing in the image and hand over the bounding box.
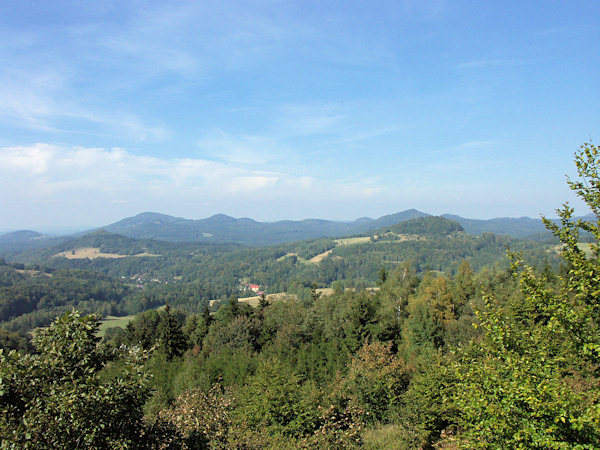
[317,287,379,296]
[208,293,294,308]
[277,252,298,262]
[316,288,334,296]
[283,233,421,266]
[31,314,136,339]
[33,308,164,338]
[210,288,379,309]
[55,247,160,260]
[56,247,128,259]
[303,236,372,264]
[553,243,595,258]
[238,292,291,307]
[334,236,372,245]
[237,296,261,307]
[97,314,136,337]
[302,233,421,265]
[362,423,408,449]
[395,233,423,241]
[16,269,52,277]
[308,249,333,263]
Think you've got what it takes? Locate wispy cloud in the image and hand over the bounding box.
[196,132,295,166]
[274,104,346,137]
[0,64,168,140]
[454,59,515,70]
[424,140,501,173]
[0,2,427,144]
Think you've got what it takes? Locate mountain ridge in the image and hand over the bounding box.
[0,209,580,250]
[98,209,432,245]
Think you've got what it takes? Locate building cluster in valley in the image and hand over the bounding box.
[121,273,169,289]
[239,281,265,296]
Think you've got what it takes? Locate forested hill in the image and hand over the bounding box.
[389,216,464,235]
[442,214,549,238]
[98,209,430,245]
[90,209,564,245]
[0,230,68,252]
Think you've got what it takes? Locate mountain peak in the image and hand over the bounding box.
[134,212,175,219]
[206,214,236,223]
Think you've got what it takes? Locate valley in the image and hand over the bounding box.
[0,214,559,333]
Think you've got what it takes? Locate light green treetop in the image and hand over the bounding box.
[451,143,600,448]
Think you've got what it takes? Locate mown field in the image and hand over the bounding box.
[97,314,137,336]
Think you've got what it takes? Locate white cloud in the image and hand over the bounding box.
[0,143,55,174]
[285,176,316,190]
[227,175,279,193]
[0,143,386,228]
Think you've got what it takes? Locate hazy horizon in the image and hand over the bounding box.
[1,1,598,229]
[0,208,574,236]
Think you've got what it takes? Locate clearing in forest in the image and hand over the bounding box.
[56,247,160,259]
[277,252,297,261]
[97,315,137,336]
[334,236,372,245]
[308,249,333,263]
[552,243,594,258]
[220,292,292,307]
[16,269,52,277]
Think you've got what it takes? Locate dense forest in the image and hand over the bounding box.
[0,214,558,333]
[1,144,599,448]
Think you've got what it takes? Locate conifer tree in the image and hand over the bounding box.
[157,304,187,360]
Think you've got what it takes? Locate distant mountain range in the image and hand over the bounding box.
[0,209,573,251]
[96,209,429,246]
[0,230,68,252]
[440,214,549,239]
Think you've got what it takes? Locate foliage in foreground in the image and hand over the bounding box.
[0,311,157,449]
[2,143,600,449]
[450,143,600,447]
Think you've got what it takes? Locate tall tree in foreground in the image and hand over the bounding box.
[157,304,187,360]
[451,143,600,447]
[0,311,158,448]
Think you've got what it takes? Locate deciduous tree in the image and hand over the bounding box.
[0,311,157,448]
[451,143,600,447]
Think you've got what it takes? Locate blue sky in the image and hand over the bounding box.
[0,1,598,231]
